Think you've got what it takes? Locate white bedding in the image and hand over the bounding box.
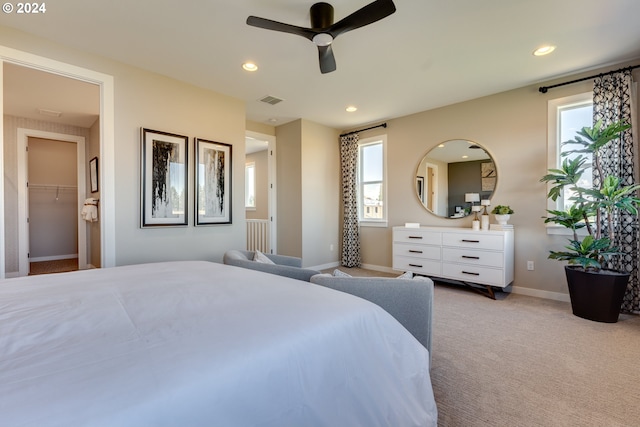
[0,261,437,426]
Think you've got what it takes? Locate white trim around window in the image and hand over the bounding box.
[358,135,388,227]
[546,92,592,235]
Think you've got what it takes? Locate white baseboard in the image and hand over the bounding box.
[309,261,340,271]
[510,286,571,302]
[30,254,78,262]
[361,263,396,274]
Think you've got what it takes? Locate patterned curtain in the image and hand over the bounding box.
[340,133,361,267]
[592,70,640,313]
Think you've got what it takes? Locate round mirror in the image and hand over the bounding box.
[415,139,496,218]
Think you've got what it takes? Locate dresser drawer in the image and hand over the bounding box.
[442,233,504,251]
[393,243,441,260]
[442,248,504,268]
[442,263,505,287]
[393,256,441,276]
[394,229,442,245]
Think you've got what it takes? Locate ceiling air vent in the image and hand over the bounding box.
[259,95,284,105]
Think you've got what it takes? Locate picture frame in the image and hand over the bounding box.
[195,138,232,225]
[140,128,188,227]
[89,156,99,193]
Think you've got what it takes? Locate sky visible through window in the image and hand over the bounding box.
[559,102,593,210]
[362,143,382,202]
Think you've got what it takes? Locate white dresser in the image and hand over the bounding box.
[392,226,514,298]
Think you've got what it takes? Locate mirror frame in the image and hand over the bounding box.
[415,139,497,219]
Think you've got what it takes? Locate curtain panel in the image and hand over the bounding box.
[340,134,361,267]
[593,70,640,313]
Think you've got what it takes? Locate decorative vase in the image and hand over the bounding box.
[481,214,490,230]
[564,266,629,323]
[472,219,480,230]
[494,214,510,225]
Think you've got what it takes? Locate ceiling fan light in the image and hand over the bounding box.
[312,33,333,47]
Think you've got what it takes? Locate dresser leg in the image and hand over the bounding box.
[462,282,496,300]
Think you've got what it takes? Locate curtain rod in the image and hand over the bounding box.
[340,123,387,137]
[538,64,640,93]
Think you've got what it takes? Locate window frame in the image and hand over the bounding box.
[357,135,388,227]
[546,92,592,235]
[245,161,256,210]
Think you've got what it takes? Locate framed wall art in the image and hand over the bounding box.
[140,128,188,227]
[195,138,232,225]
[89,156,99,193]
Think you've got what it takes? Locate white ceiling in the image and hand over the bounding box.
[2,0,640,130]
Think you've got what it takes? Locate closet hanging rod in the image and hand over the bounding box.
[28,183,77,190]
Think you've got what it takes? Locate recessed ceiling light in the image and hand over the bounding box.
[346,106,357,112]
[242,62,258,71]
[462,155,469,159]
[267,118,278,123]
[533,45,556,56]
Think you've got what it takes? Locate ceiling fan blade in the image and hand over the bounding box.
[329,0,396,38]
[318,45,337,74]
[246,16,317,41]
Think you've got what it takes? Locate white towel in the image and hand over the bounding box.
[81,198,98,222]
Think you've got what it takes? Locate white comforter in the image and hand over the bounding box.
[0,261,437,426]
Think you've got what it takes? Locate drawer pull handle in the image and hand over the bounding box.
[409,250,423,254]
[462,255,480,260]
[409,263,423,268]
[408,236,423,239]
[462,239,480,243]
[461,271,480,276]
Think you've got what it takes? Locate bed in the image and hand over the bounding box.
[0,261,437,426]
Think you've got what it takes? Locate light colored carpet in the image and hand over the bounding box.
[327,267,640,426]
[29,258,78,275]
[434,284,640,426]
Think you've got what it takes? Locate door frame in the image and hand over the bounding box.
[18,130,87,276]
[0,45,115,278]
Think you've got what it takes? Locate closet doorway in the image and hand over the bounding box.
[17,130,87,276]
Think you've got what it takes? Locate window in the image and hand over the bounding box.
[547,92,593,232]
[245,162,255,209]
[358,135,387,226]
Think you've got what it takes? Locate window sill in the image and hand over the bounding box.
[245,207,256,212]
[359,220,388,228]
[546,225,588,237]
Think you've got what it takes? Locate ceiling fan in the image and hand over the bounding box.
[246,0,396,74]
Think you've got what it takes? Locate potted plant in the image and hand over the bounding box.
[491,205,513,225]
[540,119,640,322]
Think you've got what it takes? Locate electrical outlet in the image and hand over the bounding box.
[527,261,534,271]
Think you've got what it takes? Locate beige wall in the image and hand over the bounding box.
[301,120,340,268]
[355,63,640,297]
[273,119,340,267]
[1,26,246,267]
[275,120,302,258]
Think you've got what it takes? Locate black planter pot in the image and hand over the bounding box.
[564,266,629,323]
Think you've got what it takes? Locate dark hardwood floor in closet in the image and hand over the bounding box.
[29,258,79,275]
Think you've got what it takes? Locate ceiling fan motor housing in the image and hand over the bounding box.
[310,3,334,28]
